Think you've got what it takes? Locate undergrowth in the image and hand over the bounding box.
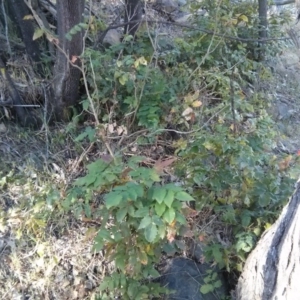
[1,0,299,299]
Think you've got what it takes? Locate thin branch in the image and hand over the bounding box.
[103,19,292,44]
[1,0,11,55]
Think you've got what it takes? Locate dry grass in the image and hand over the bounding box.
[0,125,114,300]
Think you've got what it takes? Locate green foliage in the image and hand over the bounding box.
[82,32,191,129]
[66,156,192,298]
[175,83,295,272]
[200,270,223,295]
[70,0,296,295]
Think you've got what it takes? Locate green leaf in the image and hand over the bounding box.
[175,212,186,224]
[148,268,160,278]
[164,190,174,208]
[99,280,109,291]
[81,99,89,111]
[241,214,251,228]
[127,282,138,298]
[157,224,166,239]
[163,207,176,224]
[116,207,128,222]
[33,28,44,40]
[115,254,126,271]
[152,187,167,204]
[155,202,166,217]
[96,229,112,241]
[65,33,72,41]
[200,284,214,294]
[134,207,149,218]
[138,216,152,229]
[213,280,222,288]
[145,223,157,242]
[175,191,194,201]
[164,191,174,207]
[105,193,123,209]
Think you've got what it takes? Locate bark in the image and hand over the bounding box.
[236,180,300,300]
[124,0,142,36]
[258,0,268,60]
[8,0,43,74]
[52,0,84,121]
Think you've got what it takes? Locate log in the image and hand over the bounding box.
[236,179,300,300]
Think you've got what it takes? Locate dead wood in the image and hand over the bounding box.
[236,179,300,300]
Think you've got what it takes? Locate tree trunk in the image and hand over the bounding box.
[258,0,268,60]
[7,0,43,74]
[52,0,84,121]
[236,180,300,300]
[124,0,142,37]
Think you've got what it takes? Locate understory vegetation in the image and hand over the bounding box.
[1,0,300,299]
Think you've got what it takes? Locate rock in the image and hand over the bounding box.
[160,257,228,299]
[175,13,192,24]
[155,0,178,13]
[279,50,299,67]
[177,0,187,6]
[275,101,296,120]
[187,240,204,262]
[0,123,7,133]
[103,29,121,46]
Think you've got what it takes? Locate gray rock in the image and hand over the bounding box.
[187,240,204,262]
[280,51,299,67]
[177,0,187,6]
[103,29,121,46]
[160,257,228,300]
[155,0,178,13]
[175,13,192,24]
[275,101,296,120]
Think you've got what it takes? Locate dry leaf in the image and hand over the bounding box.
[182,227,194,238]
[71,55,79,63]
[182,107,193,117]
[192,100,202,108]
[23,15,34,20]
[100,154,113,163]
[154,157,177,173]
[198,234,206,242]
[184,90,200,103]
[167,227,176,243]
[107,123,114,133]
[278,155,293,170]
[182,206,198,218]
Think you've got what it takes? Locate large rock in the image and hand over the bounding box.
[160,257,228,299]
[103,29,121,46]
